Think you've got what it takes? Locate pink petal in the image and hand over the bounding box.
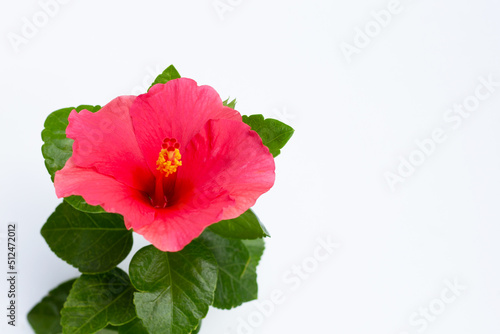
[54,158,156,226]
[131,119,275,251]
[129,78,241,174]
[54,80,273,253]
[181,119,276,220]
[135,195,234,252]
[213,106,242,122]
[67,96,154,193]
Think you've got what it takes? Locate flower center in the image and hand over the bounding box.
[156,138,182,176]
[152,138,182,208]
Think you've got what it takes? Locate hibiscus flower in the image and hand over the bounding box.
[54,78,275,251]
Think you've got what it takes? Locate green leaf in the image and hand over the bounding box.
[41,202,133,274]
[41,104,105,213]
[222,97,237,109]
[96,328,119,334]
[129,242,218,334]
[117,318,148,334]
[61,268,136,334]
[102,325,120,331]
[28,279,76,334]
[198,231,260,309]
[242,114,294,157]
[192,321,202,334]
[242,238,265,268]
[64,196,106,214]
[209,209,269,239]
[148,65,181,91]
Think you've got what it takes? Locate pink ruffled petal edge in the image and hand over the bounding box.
[54,158,156,226]
[67,96,154,193]
[180,119,275,220]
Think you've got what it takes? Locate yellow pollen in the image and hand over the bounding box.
[156,148,182,176]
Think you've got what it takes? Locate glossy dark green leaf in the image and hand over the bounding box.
[198,231,260,309]
[148,65,181,91]
[61,268,136,334]
[117,318,148,334]
[242,114,294,157]
[41,104,105,213]
[28,279,76,334]
[129,242,218,334]
[41,202,132,274]
[222,97,237,109]
[209,209,269,239]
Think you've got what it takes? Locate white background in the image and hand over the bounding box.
[1,0,500,333]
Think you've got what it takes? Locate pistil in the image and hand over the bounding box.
[152,138,182,208]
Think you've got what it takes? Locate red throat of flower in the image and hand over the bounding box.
[152,138,182,208]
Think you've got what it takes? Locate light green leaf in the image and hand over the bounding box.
[64,196,105,214]
[198,231,261,309]
[209,209,269,239]
[129,242,218,334]
[96,328,119,334]
[148,65,181,91]
[242,238,265,268]
[222,97,237,109]
[61,268,136,334]
[28,279,76,334]
[41,202,132,274]
[242,114,294,157]
[41,104,105,213]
